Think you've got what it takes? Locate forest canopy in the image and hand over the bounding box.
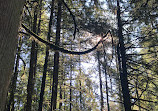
[0,0,157,111]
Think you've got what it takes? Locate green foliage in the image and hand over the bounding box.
[5,0,158,111]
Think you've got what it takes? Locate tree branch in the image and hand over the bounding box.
[22,24,109,55]
[131,97,157,104]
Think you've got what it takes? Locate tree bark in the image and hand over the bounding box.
[50,1,62,110]
[117,0,131,111]
[7,37,23,111]
[0,0,24,111]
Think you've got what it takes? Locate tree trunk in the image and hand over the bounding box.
[115,45,124,111]
[59,85,62,110]
[70,65,72,111]
[38,0,54,111]
[70,51,73,111]
[7,37,23,111]
[102,43,110,111]
[64,82,66,111]
[0,0,24,111]
[79,55,82,110]
[117,0,131,110]
[97,51,104,111]
[25,7,38,111]
[59,47,65,110]
[50,1,62,110]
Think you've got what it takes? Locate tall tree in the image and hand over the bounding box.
[102,42,110,111]
[97,51,104,111]
[25,9,38,111]
[0,0,24,110]
[79,53,82,110]
[59,54,65,110]
[115,45,124,111]
[116,0,131,110]
[38,0,54,111]
[69,54,73,111]
[50,0,62,110]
